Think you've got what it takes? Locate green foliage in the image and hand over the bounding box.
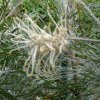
[0,0,100,100]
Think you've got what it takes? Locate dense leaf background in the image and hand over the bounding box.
[0,0,100,100]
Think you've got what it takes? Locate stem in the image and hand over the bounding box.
[68,37,100,42]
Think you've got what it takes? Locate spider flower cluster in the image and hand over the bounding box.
[8,15,69,76]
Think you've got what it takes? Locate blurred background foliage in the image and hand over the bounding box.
[0,0,100,100]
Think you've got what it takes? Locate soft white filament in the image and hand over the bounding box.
[8,12,69,76]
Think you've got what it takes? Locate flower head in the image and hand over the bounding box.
[8,14,69,76]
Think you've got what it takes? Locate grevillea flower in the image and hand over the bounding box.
[7,14,69,76]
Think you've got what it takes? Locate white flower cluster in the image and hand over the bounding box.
[8,14,69,76]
